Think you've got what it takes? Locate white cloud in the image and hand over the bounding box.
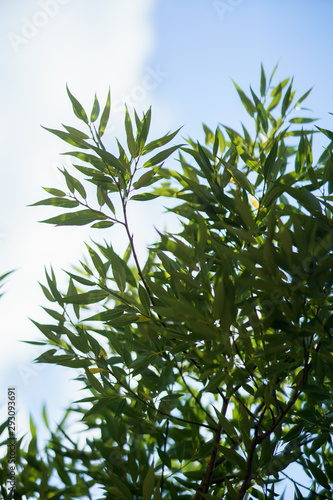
[0,0,158,432]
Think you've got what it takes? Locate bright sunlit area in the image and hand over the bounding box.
[1,0,333,498]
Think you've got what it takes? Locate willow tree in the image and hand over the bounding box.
[2,65,333,499]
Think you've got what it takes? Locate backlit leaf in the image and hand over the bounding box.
[41,209,108,226]
[98,87,111,137]
[90,93,100,123]
[66,85,89,124]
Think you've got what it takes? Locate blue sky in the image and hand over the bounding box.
[0,0,332,494]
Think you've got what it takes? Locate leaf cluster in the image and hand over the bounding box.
[2,65,333,500]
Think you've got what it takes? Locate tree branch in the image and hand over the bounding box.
[120,188,156,307]
[193,397,228,500]
[235,369,309,500]
[105,365,215,431]
[193,422,222,500]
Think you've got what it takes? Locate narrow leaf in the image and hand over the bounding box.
[66,85,88,124]
[232,80,256,117]
[143,127,182,155]
[143,464,155,500]
[30,197,79,208]
[142,145,181,169]
[263,139,279,181]
[63,290,109,305]
[260,63,266,97]
[98,87,111,137]
[125,105,137,157]
[41,209,108,226]
[90,94,100,123]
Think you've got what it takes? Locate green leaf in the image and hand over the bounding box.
[42,307,65,322]
[114,398,127,417]
[91,145,127,173]
[67,330,90,354]
[62,125,90,141]
[41,209,108,226]
[214,409,239,439]
[324,151,333,194]
[66,84,89,124]
[64,271,95,286]
[63,290,109,305]
[85,306,126,322]
[44,267,62,303]
[30,197,79,208]
[143,464,155,500]
[295,132,306,173]
[250,87,268,133]
[267,79,289,112]
[283,185,322,214]
[217,445,246,469]
[133,169,156,190]
[108,247,127,293]
[216,127,226,154]
[232,80,256,117]
[82,397,117,420]
[197,142,213,177]
[98,87,111,137]
[143,127,182,155]
[98,243,137,287]
[125,105,138,157]
[42,187,66,197]
[30,320,62,345]
[221,159,254,195]
[91,221,114,229]
[157,449,171,468]
[85,368,105,394]
[260,63,266,97]
[316,126,333,142]
[139,284,151,313]
[39,282,56,302]
[42,127,90,149]
[289,117,318,124]
[137,107,152,152]
[294,86,313,108]
[130,193,159,201]
[267,85,283,112]
[86,244,106,279]
[60,168,86,198]
[268,60,279,85]
[142,145,181,169]
[306,460,330,489]
[202,122,214,145]
[281,79,294,116]
[90,93,100,123]
[96,187,116,213]
[263,139,279,181]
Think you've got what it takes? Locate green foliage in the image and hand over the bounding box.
[2,65,333,499]
[0,271,13,299]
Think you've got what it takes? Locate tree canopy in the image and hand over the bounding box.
[1,64,333,500]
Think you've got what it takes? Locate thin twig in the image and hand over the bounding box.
[192,397,228,500]
[105,365,215,431]
[120,188,156,306]
[161,419,169,496]
[235,369,309,500]
[178,360,217,427]
[193,422,222,500]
